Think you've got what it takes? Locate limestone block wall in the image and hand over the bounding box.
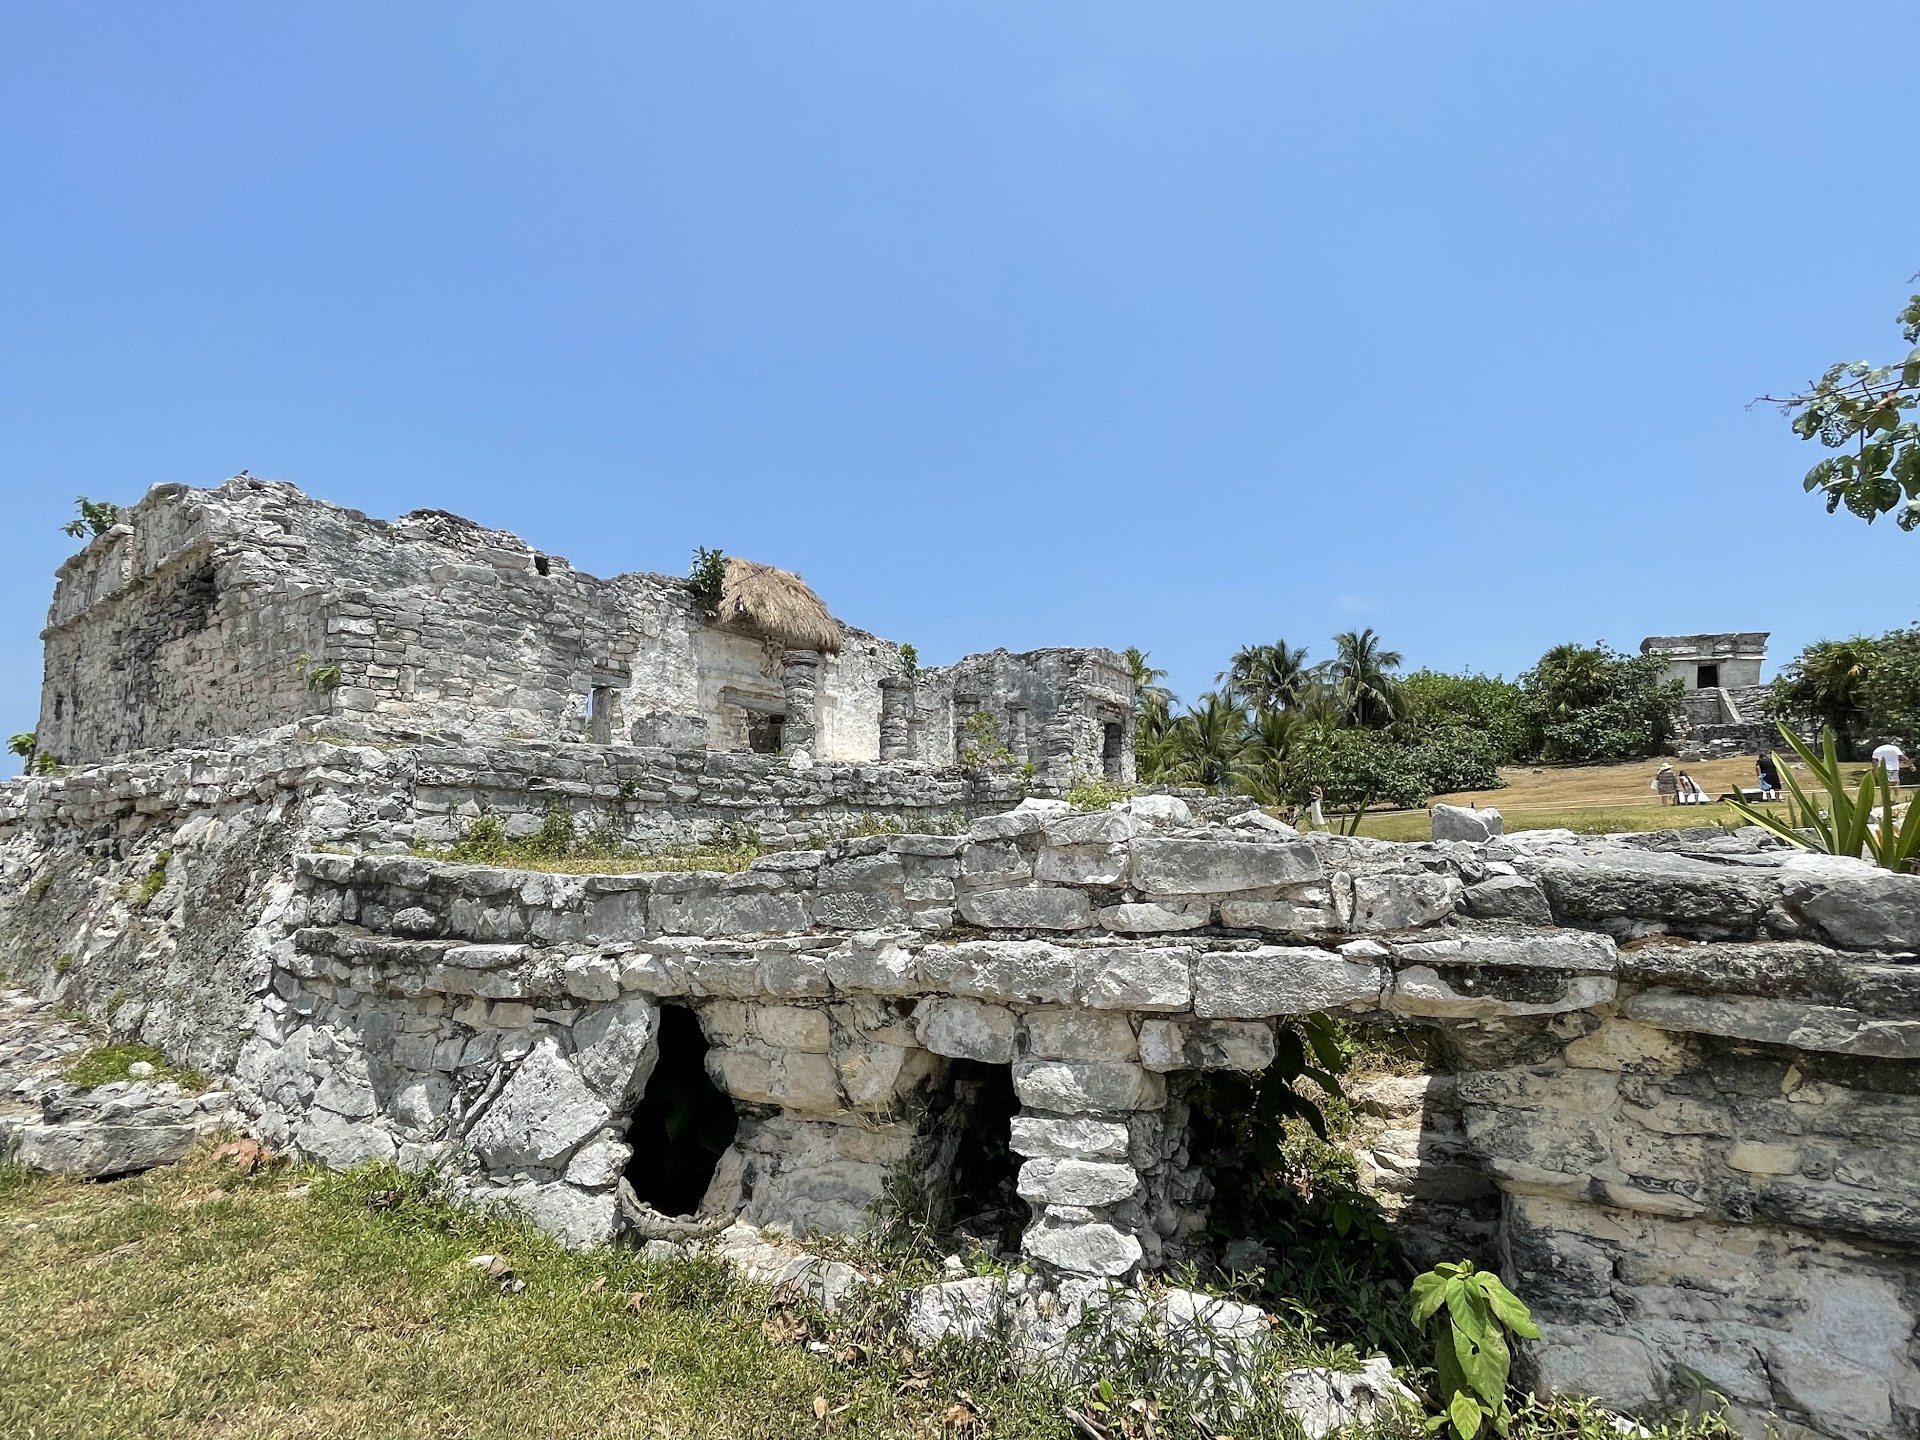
[237,814,1920,1439]
[908,648,1136,783]
[7,724,1919,1437]
[0,727,1041,1067]
[38,476,1119,770]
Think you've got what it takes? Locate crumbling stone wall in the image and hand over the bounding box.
[37,478,1131,778]
[6,725,1919,1438]
[231,811,1920,1440]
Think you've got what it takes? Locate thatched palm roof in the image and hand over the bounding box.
[714,557,842,654]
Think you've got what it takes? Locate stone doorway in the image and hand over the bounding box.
[621,1006,739,1218]
[914,1059,1023,1254]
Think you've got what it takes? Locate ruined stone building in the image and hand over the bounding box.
[36,475,1135,783]
[1641,632,1779,759]
[3,485,1918,1439]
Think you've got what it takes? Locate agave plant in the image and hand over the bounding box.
[1726,724,1920,873]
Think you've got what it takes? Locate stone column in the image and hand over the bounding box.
[879,676,914,762]
[780,649,822,756]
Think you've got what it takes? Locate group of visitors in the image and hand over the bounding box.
[1652,764,1714,806]
[1651,739,1908,807]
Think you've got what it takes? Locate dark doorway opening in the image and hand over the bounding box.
[623,1006,739,1218]
[746,710,785,754]
[1102,721,1124,779]
[914,1059,1023,1254]
[1696,663,1720,690]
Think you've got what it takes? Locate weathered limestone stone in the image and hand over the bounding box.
[1462,873,1552,924]
[1192,947,1384,1018]
[1622,989,1920,1059]
[1131,836,1321,894]
[1013,1060,1166,1113]
[1351,873,1456,931]
[1217,894,1340,937]
[1392,931,1617,974]
[1021,1009,1139,1062]
[1114,795,1193,827]
[1078,946,1193,1011]
[1793,866,1920,951]
[1008,1116,1130,1159]
[484,1181,620,1250]
[1016,1157,1141,1206]
[753,1004,831,1053]
[1093,900,1210,933]
[921,940,1079,1004]
[1387,965,1614,1019]
[957,887,1094,931]
[570,993,661,1102]
[466,1038,610,1168]
[1139,1017,1274,1072]
[1023,1214,1142,1276]
[914,997,1017,1064]
[1278,1358,1420,1440]
[1432,804,1503,842]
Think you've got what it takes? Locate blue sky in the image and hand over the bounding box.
[4,3,1918,737]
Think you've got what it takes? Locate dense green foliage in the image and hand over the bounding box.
[1136,630,1686,815]
[1515,644,1681,764]
[687,546,727,614]
[1770,627,1920,754]
[1764,289,1920,528]
[1186,1016,1419,1361]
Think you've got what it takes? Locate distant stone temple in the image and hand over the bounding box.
[35,476,1133,783]
[1641,632,1775,758]
[1639,632,1768,693]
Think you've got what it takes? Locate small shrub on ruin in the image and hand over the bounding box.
[688,546,727,615]
[1065,778,1135,810]
[60,496,121,540]
[897,642,918,676]
[65,1042,207,1092]
[1412,1259,1540,1440]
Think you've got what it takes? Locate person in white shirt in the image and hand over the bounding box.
[1872,739,1908,792]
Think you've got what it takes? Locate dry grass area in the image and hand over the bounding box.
[1353,754,1870,842]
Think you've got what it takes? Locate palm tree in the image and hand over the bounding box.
[1124,647,1176,726]
[1775,639,1880,755]
[1329,628,1404,728]
[1221,641,1312,714]
[8,733,36,775]
[1162,692,1251,794]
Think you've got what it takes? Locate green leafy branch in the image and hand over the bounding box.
[1411,1259,1540,1440]
[688,547,727,616]
[1761,290,1920,528]
[61,496,122,540]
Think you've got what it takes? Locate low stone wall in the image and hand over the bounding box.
[0,725,1035,1066]
[237,810,1920,1439]
[6,735,1920,1438]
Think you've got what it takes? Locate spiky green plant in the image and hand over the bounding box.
[1726,723,1920,872]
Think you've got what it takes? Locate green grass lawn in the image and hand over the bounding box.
[0,1154,1360,1440]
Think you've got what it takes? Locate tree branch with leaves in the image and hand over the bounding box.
[1761,288,1920,528]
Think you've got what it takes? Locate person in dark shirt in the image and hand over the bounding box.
[1755,750,1781,800]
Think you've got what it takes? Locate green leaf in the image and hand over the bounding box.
[1412,1272,1448,1328]
[1449,1391,1485,1440]
[1476,1274,1541,1339]
[1446,1278,1489,1345]
[1461,1320,1511,1405]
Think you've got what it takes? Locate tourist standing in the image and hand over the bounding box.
[1872,738,1909,793]
[1756,750,1782,800]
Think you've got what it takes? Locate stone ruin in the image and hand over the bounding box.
[3,481,1919,1439]
[1642,633,1782,761]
